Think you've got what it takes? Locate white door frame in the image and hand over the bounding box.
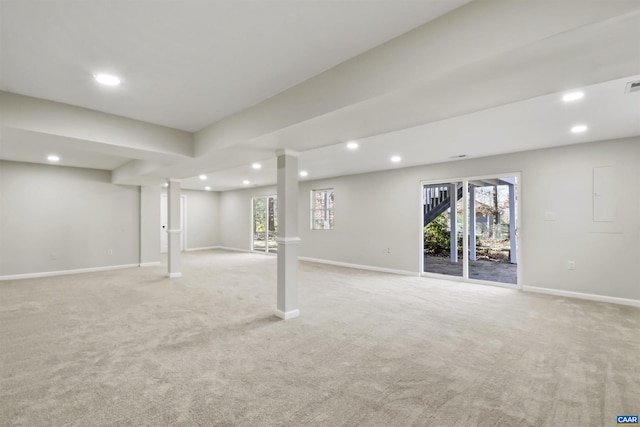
[419,172,522,289]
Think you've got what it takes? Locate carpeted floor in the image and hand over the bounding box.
[1,250,638,426]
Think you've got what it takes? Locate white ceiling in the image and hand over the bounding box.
[1,1,639,192]
[0,0,469,131]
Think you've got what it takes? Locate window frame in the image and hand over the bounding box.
[310,188,335,230]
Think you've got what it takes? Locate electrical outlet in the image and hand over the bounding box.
[567,261,575,270]
[386,247,391,254]
[107,249,113,256]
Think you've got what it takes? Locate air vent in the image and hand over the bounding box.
[625,80,640,94]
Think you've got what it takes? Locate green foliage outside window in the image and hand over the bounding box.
[424,213,451,256]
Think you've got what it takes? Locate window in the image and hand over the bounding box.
[311,188,334,230]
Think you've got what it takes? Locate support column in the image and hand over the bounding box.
[449,183,458,263]
[275,150,300,320]
[167,179,182,278]
[469,184,477,261]
[508,182,517,264]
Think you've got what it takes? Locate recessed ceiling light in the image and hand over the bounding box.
[299,170,308,177]
[94,73,121,86]
[243,180,250,185]
[346,141,359,150]
[562,91,584,102]
[205,186,211,191]
[391,155,402,163]
[47,154,60,162]
[252,163,262,170]
[571,124,588,133]
[199,174,207,180]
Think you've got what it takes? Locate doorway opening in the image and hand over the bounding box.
[422,175,519,286]
[252,196,277,254]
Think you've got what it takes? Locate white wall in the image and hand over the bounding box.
[182,189,219,250]
[218,186,277,251]
[140,185,161,265]
[158,189,219,252]
[0,160,140,276]
[218,138,640,301]
[3,139,637,301]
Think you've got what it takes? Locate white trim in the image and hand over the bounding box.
[275,309,300,320]
[185,246,218,252]
[139,261,161,267]
[181,195,188,251]
[0,264,139,281]
[462,179,469,280]
[277,237,301,244]
[299,257,418,277]
[167,272,182,278]
[166,229,181,234]
[522,286,640,308]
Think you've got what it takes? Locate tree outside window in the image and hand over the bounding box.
[311,189,334,230]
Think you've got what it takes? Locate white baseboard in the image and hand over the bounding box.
[523,285,640,308]
[0,264,140,281]
[167,272,182,278]
[275,309,300,320]
[299,257,418,277]
[185,246,218,252]
[139,261,161,267]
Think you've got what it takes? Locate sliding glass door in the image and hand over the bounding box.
[252,196,277,254]
[422,175,519,285]
[423,182,464,278]
[468,178,517,284]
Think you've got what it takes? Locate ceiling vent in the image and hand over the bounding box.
[625,80,640,94]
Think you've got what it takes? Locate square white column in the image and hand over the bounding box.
[275,150,300,320]
[167,179,182,278]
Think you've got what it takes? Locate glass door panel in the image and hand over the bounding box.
[253,196,278,254]
[252,197,267,252]
[423,182,464,277]
[468,177,517,284]
[267,197,278,253]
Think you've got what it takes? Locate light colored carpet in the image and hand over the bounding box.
[1,250,638,426]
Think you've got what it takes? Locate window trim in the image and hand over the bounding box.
[310,188,334,230]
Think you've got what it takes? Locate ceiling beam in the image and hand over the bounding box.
[194,2,640,155]
[0,92,195,159]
